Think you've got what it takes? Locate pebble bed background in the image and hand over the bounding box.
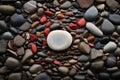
[0,0,120,80]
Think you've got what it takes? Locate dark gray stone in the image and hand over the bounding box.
[2,32,13,40]
[109,14,120,25]
[34,73,51,80]
[60,1,72,9]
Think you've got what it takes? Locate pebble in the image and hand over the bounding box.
[47,30,73,51]
[0,40,7,53]
[19,22,31,31]
[69,22,78,30]
[31,43,37,54]
[78,55,89,62]
[98,72,110,80]
[86,22,103,37]
[106,56,116,68]
[106,0,120,11]
[91,60,104,71]
[45,58,53,63]
[69,68,77,76]
[58,66,69,75]
[53,0,60,7]
[21,49,33,64]
[0,20,7,33]
[109,14,120,25]
[37,8,44,16]
[5,57,21,69]
[84,6,98,21]
[69,59,77,64]
[60,1,72,9]
[77,18,86,27]
[8,73,22,80]
[17,47,25,56]
[34,73,51,80]
[0,5,15,15]
[74,74,85,80]
[37,52,47,57]
[10,13,26,27]
[23,1,37,13]
[111,70,120,79]
[117,26,120,33]
[103,41,117,53]
[39,16,47,24]
[78,42,91,54]
[114,47,120,56]
[2,32,13,40]
[97,4,105,11]
[50,23,61,30]
[13,35,25,47]
[77,0,94,8]
[96,0,106,3]
[29,64,42,74]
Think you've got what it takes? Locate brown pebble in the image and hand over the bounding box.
[31,21,39,28]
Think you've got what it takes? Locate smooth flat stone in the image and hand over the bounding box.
[14,35,25,47]
[0,40,7,53]
[60,1,72,9]
[0,20,7,33]
[2,32,13,40]
[78,55,89,62]
[10,13,26,27]
[115,47,120,56]
[34,73,51,80]
[5,57,21,69]
[111,70,120,79]
[21,49,33,63]
[101,19,115,34]
[86,22,103,37]
[29,64,42,74]
[74,74,85,80]
[78,42,91,54]
[58,66,69,74]
[106,56,116,68]
[0,5,15,15]
[106,0,120,11]
[19,22,31,31]
[109,14,120,24]
[47,30,73,51]
[103,41,117,53]
[91,60,104,71]
[77,0,94,8]
[8,73,22,80]
[84,6,98,21]
[23,1,37,13]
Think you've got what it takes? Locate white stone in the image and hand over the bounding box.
[86,22,103,37]
[47,30,73,51]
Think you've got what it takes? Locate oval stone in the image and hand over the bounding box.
[109,14,120,25]
[86,22,103,37]
[47,30,73,51]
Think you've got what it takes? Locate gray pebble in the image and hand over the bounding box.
[109,14,120,25]
[86,22,103,37]
[115,47,120,56]
[74,74,85,80]
[0,20,7,33]
[29,64,42,74]
[5,57,21,69]
[34,73,51,80]
[106,56,116,67]
[60,1,72,9]
[58,66,69,75]
[117,26,120,33]
[19,22,31,31]
[103,41,117,53]
[37,8,44,16]
[2,32,13,40]
[0,40,7,53]
[101,19,115,34]
[84,6,98,21]
[78,55,89,62]
[8,73,22,80]
[23,1,37,13]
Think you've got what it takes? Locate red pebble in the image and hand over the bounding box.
[44,11,54,16]
[44,28,50,36]
[46,21,51,28]
[57,14,65,19]
[31,43,37,54]
[42,39,47,46]
[54,60,61,65]
[69,23,78,30]
[89,43,94,48]
[77,18,86,27]
[40,16,47,24]
[30,34,37,42]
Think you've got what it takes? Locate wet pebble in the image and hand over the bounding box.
[0,5,15,15]
[58,66,69,75]
[86,22,103,37]
[13,35,25,47]
[2,32,13,40]
[74,74,85,80]
[78,42,91,54]
[23,1,37,13]
[5,57,21,69]
[60,1,72,9]
[77,0,94,8]
[84,6,98,21]
[109,14,120,25]
[78,55,89,62]
[0,40,7,53]
[98,72,110,80]
[29,64,42,74]
[34,73,51,80]
[106,56,116,68]
[103,41,117,53]
[0,20,7,33]
[8,73,22,80]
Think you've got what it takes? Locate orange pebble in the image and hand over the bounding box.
[57,13,65,19]
[77,18,86,27]
[87,36,95,42]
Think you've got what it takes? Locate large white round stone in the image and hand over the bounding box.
[47,30,73,51]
